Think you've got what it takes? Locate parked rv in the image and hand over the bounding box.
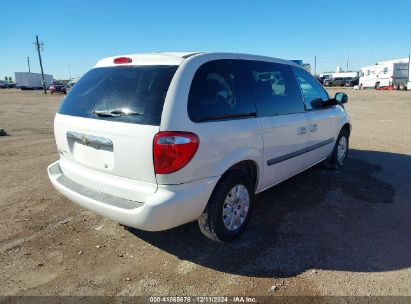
[359,61,408,90]
[15,72,54,90]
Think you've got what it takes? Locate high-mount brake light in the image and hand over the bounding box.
[113,57,132,64]
[153,132,199,174]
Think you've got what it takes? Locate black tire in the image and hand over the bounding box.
[198,171,254,242]
[375,82,380,89]
[324,128,349,170]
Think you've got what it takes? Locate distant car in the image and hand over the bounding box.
[345,77,359,87]
[323,77,346,87]
[323,78,333,86]
[5,83,16,88]
[49,81,67,94]
[315,76,325,84]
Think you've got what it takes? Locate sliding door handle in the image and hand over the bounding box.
[309,123,318,132]
[297,126,308,135]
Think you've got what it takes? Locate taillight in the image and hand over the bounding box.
[153,132,199,174]
[113,57,132,64]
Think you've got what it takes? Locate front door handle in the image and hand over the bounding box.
[297,126,308,135]
[309,123,318,132]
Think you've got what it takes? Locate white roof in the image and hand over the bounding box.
[361,58,409,69]
[94,52,201,67]
[94,51,300,68]
[377,58,409,65]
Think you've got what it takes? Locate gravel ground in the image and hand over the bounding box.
[0,88,410,297]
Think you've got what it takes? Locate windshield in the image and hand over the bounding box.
[58,65,178,125]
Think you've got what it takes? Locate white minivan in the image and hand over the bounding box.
[48,52,351,242]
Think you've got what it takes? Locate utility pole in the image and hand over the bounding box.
[346,56,349,72]
[314,56,317,75]
[34,35,47,94]
[27,57,31,73]
[68,65,72,81]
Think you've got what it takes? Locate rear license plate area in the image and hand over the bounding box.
[66,131,114,170]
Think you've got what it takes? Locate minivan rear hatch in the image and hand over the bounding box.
[54,65,178,198]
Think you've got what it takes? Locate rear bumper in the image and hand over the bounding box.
[47,161,219,231]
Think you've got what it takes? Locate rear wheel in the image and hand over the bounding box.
[399,83,406,91]
[198,171,253,242]
[359,84,363,90]
[375,82,380,89]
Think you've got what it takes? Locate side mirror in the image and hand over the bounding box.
[335,92,348,104]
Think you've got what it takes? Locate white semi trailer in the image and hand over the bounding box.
[15,72,53,90]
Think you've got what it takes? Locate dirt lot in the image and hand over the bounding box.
[0,88,410,297]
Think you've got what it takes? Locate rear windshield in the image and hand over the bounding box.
[58,65,178,125]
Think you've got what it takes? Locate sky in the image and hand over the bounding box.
[1,0,411,80]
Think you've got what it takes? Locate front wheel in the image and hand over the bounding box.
[198,171,253,242]
[324,129,349,170]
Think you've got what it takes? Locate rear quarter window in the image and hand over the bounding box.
[58,65,178,126]
[187,60,256,122]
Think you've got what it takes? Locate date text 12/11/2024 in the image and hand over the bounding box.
[149,296,257,303]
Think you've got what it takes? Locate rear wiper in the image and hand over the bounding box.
[93,110,143,117]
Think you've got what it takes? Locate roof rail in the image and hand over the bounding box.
[181,52,203,59]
